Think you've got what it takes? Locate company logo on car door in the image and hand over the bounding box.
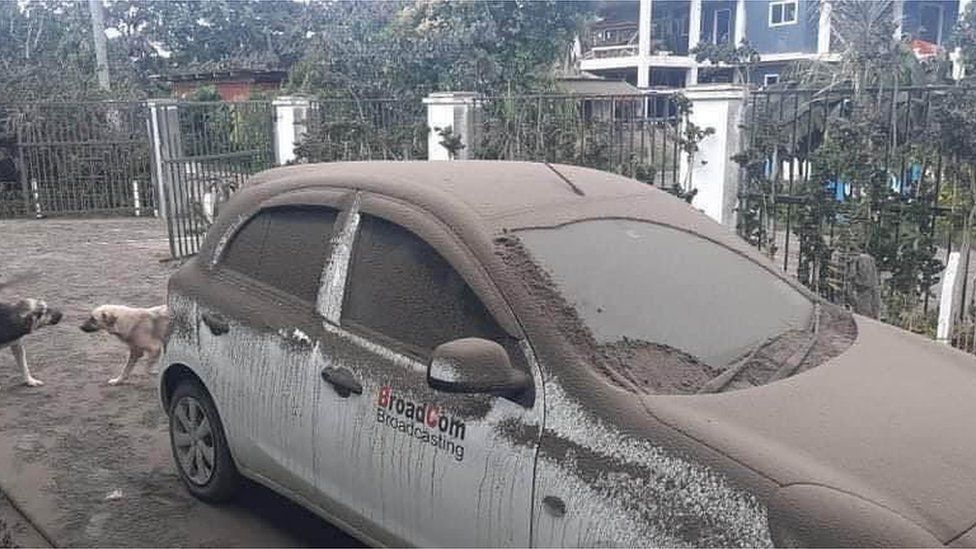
[376,386,466,462]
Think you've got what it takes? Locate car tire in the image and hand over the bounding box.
[168,379,239,503]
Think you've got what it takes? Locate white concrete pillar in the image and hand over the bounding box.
[146,98,181,222]
[953,0,972,80]
[734,0,747,46]
[422,92,481,161]
[678,84,747,227]
[688,0,702,52]
[893,0,904,39]
[638,0,653,88]
[818,0,832,54]
[938,252,963,343]
[686,0,702,87]
[273,96,310,165]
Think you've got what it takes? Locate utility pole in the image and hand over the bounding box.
[88,0,111,91]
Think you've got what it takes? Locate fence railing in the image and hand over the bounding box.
[470,93,683,190]
[0,101,154,218]
[737,85,970,336]
[1,93,690,258]
[299,98,428,162]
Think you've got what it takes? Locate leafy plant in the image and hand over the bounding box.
[436,126,465,159]
[691,40,760,85]
[734,0,964,328]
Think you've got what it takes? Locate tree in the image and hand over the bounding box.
[285,0,592,101]
[690,40,759,85]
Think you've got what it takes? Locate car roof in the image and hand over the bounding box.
[241,160,791,272]
[246,160,667,230]
[242,161,771,262]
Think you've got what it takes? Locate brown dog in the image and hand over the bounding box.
[80,305,170,385]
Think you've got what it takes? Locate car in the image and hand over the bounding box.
[161,161,976,547]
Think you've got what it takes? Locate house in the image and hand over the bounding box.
[155,68,287,101]
[579,0,963,88]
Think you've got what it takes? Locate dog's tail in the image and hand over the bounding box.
[0,272,38,293]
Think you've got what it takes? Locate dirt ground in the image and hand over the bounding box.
[0,218,361,547]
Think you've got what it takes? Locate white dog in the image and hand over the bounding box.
[80,305,170,385]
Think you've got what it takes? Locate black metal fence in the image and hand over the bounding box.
[299,98,428,162]
[156,100,275,258]
[1,93,686,261]
[0,101,154,218]
[471,93,683,189]
[737,86,971,334]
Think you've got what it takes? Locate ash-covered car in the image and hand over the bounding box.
[161,161,976,547]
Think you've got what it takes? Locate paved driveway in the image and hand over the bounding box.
[0,218,362,547]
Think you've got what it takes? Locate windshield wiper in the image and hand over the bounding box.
[697,303,822,394]
[696,334,781,394]
[767,303,822,383]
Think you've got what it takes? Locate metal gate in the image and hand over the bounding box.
[152,101,275,258]
[0,102,154,218]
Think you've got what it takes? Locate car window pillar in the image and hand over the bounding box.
[317,191,362,324]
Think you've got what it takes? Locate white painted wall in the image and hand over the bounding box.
[938,252,962,343]
[423,92,480,161]
[638,0,653,88]
[680,85,747,227]
[272,96,310,166]
[817,0,832,54]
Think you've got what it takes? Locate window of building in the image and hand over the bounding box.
[763,73,780,86]
[713,9,732,44]
[769,0,798,27]
[918,3,945,45]
[341,214,509,358]
[220,205,339,302]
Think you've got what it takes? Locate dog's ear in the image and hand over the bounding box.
[101,311,117,328]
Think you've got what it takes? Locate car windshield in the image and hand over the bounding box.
[516,218,815,367]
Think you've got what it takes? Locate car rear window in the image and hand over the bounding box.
[341,214,508,357]
[220,205,339,302]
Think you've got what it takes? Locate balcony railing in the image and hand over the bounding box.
[589,25,639,48]
[584,44,640,60]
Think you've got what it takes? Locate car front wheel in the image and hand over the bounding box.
[168,379,239,502]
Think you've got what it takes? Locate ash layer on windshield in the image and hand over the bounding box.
[495,234,856,395]
[721,304,856,392]
[598,337,722,394]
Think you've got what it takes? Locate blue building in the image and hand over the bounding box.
[578,0,963,88]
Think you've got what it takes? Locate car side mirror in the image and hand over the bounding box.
[428,338,531,398]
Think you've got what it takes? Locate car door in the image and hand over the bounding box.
[309,204,542,546]
[202,203,340,497]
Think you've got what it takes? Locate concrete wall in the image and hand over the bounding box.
[681,85,746,227]
[749,61,794,84]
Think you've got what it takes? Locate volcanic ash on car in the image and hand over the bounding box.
[495,234,721,395]
[495,233,856,395]
[597,338,722,395]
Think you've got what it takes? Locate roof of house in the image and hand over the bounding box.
[557,76,642,96]
[151,68,287,84]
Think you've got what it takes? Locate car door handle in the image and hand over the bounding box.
[201,311,229,336]
[321,367,362,398]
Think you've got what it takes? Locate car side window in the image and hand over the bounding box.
[342,214,509,357]
[220,205,339,302]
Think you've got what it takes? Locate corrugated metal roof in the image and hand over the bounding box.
[557,77,642,96]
